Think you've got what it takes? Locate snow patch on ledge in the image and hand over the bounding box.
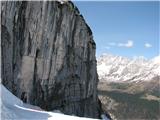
[0,83,109,120]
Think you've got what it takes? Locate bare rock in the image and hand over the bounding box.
[1,1,101,118]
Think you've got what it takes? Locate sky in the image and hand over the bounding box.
[73,1,159,59]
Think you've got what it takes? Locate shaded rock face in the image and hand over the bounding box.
[1,1,100,118]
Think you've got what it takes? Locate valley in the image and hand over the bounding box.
[97,54,160,119]
[98,81,160,119]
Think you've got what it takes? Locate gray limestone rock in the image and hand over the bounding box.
[1,1,101,118]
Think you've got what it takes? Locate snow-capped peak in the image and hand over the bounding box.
[97,54,160,83]
[151,55,160,64]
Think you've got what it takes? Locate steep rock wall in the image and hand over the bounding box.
[1,1,100,118]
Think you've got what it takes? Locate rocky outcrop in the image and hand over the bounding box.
[1,1,101,118]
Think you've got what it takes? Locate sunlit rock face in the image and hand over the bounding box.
[1,1,101,118]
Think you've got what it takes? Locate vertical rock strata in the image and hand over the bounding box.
[1,1,100,118]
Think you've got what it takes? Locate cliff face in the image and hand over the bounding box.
[1,1,100,118]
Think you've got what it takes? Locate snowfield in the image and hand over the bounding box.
[0,83,109,120]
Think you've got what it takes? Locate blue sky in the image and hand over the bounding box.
[73,1,159,59]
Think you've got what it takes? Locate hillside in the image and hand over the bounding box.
[1,83,111,120]
[97,53,160,119]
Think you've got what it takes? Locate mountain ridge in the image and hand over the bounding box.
[97,53,160,83]
[97,53,160,119]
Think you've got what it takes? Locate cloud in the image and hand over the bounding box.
[144,43,152,48]
[118,40,133,48]
[108,42,116,46]
[107,40,134,48]
[105,46,110,49]
[133,55,146,60]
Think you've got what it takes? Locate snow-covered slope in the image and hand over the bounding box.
[0,83,109,120]
[97,53,160,83]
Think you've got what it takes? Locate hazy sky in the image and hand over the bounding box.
[74,1,159,59]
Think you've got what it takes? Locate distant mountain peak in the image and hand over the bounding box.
[151,55,160,64]
[97,53,160,83]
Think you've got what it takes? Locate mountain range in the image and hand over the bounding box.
[97,53,160,83]
[97,53,160,119]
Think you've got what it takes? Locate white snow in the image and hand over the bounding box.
[151,55,160,64]
[57,0,67,4]
[97,53,160,83]
[0,83,109,120]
